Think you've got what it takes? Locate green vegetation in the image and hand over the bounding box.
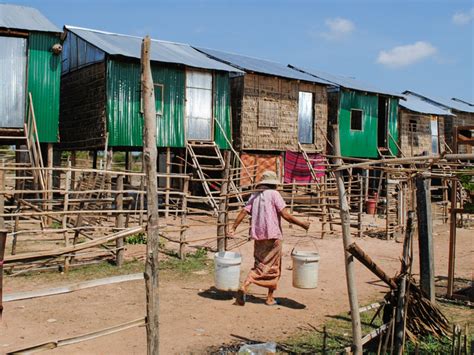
[282,309,382,353]
[281,302,473,354]
[160,248,212,275]
[125,232,147,244]
[50,220,62,229]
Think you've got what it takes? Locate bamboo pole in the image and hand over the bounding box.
[165,147,171,218]
[217,151,231,252]
[63,162,71,272]
[115,175,125,266]
[141,36,160,354]
[0,168,6,319]
[331,124,362,354]
[179,177,189,259]
[393,211,415,354]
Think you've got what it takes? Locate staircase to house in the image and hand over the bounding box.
[185,141,244,215]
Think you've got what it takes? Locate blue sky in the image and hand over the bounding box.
[7,0,474,101]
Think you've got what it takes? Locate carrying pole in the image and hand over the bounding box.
[141,36,160,354]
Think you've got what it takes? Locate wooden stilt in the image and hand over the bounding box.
[165,147,171,219]
[0,168,6,320]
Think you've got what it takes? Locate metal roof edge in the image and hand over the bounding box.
[292,64,403,99]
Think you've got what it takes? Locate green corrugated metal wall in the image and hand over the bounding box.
[106,59,231,149]
[27,32,61,143]
[388,98,399,156]
[213,72,231,149]
[339,90,379,158]
[339,91,400,158]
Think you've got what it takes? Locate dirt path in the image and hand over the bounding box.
[1,222,472,354]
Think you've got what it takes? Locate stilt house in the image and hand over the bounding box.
[403,91,474,153]
[398,93,453,156]
[195,48,334,184]
[60,26,240,152]
[0,4,62,144]
[290,66,402,159]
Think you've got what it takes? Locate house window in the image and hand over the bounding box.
[258,99,279,128]
[409,118,419,147]
[186,71,213,141]
[298,92,314,144]
[430,117,439,154]
[350,109,363,131]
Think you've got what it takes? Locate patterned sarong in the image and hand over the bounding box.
[244,239,282,291]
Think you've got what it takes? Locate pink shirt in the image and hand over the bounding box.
[244,189,287,240]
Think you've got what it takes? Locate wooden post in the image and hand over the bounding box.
[115,175,125,266]
[141,36,160,354]
[393,211,415,354]
[0,169,6,320]
[289,179,296,229]
[447,179,457,298]
[179,177,189,259]
[331,124,363,354]
[71,150,77,187]
[125,151,131,184]
[416,176,435,302]
[165,147,171,219]
[63,161,71,272]
[217,150,230,252]
[92,150,98,169]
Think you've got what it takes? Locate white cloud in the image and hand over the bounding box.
[376,41,437,68]
[320,17,355,40]
[452,7,474,25]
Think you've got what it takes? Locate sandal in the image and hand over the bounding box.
[266,299,280,306]
[235,290,246,306]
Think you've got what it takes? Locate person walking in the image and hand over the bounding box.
[227,170,310,306]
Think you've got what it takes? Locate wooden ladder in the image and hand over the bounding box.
[186,141,244,214]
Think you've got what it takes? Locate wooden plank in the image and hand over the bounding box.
[4,273,143,302]
[5,226,144,264]
[7,318,145,354]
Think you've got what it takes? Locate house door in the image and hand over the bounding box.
[185,71,213,141]
[0,36,27,127]
[377,97,388,148]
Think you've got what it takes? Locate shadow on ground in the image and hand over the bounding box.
[198,287,306,309]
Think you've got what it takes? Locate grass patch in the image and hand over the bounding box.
[8,248,212,285]
[281,301,473,354]
[125,232,147,245]
[160,248,212,275]
[10,259,145,285]
[282,308,382,353]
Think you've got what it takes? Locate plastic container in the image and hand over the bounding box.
[366,199,376,215]
[214,251,241,291]
[291,251,320,289]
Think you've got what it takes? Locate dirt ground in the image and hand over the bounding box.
[1,218,472,354]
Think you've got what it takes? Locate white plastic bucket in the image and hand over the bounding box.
[292,251,320,289]
[214,251,241,291]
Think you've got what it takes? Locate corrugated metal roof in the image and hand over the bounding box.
[196,47,333,85]
[0,4,60,33]
[400,93,453,116]
[289,65,403,98]
[404,91,474,114]
[66,26,242,73]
